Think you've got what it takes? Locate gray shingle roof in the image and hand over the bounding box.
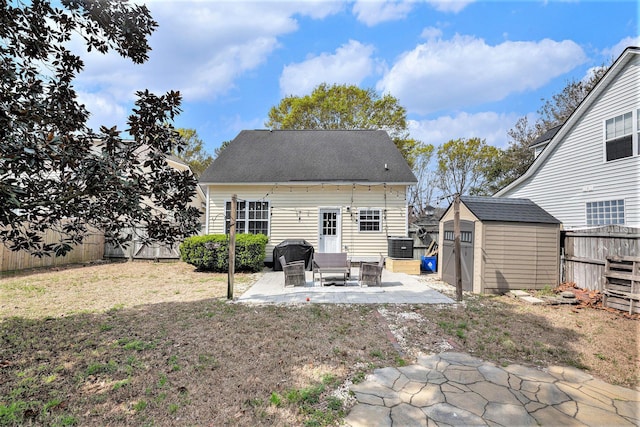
[200,130,417,184]
[529,124,562,147]
[461,196,560,224]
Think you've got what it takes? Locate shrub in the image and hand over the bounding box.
[180,234,268,272]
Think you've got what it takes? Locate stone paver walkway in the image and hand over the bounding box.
[345,352,640,427]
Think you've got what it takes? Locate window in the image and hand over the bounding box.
[225,200,270,235]
[444,231,472,242]
[358,209,381,232]
[605,112,633,161]
[586,199,624,226]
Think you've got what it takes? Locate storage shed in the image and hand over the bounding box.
[438,197,561,294]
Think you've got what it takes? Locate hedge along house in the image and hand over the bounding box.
[438,197,561,294]
[199,130,417,264]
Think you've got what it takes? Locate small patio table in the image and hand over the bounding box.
[316,266,351,287]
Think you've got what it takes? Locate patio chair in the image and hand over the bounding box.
[279,256,306,288]
[359,255,385,287]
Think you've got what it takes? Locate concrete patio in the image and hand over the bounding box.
[235,268,455,304]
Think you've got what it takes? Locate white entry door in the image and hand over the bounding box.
[318,208,341,253]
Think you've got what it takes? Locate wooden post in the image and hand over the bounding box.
[227,194,237,300]
[453,193,463,302]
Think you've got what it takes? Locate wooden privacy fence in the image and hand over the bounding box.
[103,227,181,260]
[562,225,640,291]
[0,229,105,273]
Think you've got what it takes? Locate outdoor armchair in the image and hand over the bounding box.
[359,255,385,287]
[279,256,306,287]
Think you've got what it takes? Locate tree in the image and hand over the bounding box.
[408,143,436,220]
[537,65,609,130]
[1,0,201,257]
[173,128,213,177]
[214,140,231,158]
[265,83,423,167]
[435,137,500,197]
[483,116,537,194]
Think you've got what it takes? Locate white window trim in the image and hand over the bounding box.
[585,198,625,226]
[225,199,270,235]
[603,110,638,163]
[358,208,382,233]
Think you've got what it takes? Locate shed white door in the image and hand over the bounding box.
[318,209,341,253]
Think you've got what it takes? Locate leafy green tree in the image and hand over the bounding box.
[436,138,500,196]
[0,0,200,257]
[266,83,423,167]
[173,128,213,177]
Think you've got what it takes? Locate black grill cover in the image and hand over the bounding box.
[273,239,314,271]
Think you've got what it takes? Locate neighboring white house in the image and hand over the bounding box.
[496,46,640,229]
[199,130,417,263]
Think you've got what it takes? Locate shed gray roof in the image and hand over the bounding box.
[461,196,560,224]
[200,130,417,184]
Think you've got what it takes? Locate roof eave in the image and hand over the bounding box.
[199,180,417,186]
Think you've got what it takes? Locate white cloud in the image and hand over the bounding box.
[427,0,475,13]
[279,40,377,96]
[408,111,521,149]
[420,26,443,41]
[377,36,587,115]
[71,2,341,130]
[77,91,128,133]
[352,0,472,25]
[352,0,414,26]
[602,36,640,62]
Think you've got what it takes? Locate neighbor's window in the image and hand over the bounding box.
[586,199,624,226]
[225,200,270,235]
[359,209,381,232]
[605,112,633,161]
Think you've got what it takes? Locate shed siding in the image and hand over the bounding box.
[501,55,640,228]
[206,184,408,262]
[481,223,559,293]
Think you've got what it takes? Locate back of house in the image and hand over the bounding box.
[199,129,417,263]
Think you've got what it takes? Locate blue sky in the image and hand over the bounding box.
[72,0,639,156]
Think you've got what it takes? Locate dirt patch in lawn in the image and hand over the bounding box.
[1,262,638,426]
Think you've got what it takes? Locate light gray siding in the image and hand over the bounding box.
[500,54,640,228]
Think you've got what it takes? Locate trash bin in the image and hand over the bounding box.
[272,239,314,271]
[421,256,437,273]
